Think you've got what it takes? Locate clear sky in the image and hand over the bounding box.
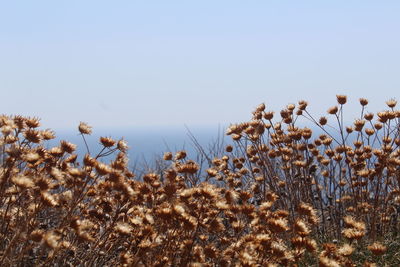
[1,1,399,130]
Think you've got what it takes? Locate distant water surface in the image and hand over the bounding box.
[49,125,229,170]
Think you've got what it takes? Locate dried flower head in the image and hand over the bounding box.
[163,152,173,160]
[386,98,397,108]
[11,175,35,188]
[60,140,77,154]
[367,242,387,256]
[78,122,92,134]
[338,243,354,257]
[175,150,187,160]
[327,106,338,115]
[100,137,116,147]
[41,129,56,140]
[117,139,129,151]
[359,98,369,106]
[319,117,328,126]
[336,94,347,105]
[26,117,41,128]
[298,100,308,110]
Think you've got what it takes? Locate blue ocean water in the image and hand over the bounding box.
[47,123,361,174]
[48,125,230,170]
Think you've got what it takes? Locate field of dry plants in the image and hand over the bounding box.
[1,95,400,266]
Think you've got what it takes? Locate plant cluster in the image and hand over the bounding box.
[0,96,399,266]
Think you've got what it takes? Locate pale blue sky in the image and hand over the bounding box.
[1,1,399,130]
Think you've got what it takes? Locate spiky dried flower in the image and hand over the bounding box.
[319,116,328,126]
[24,129,41,143]
[363,262,377,267]
[386,98,397,108]
[23,152,40,163]
[319,256,340,267]
[175,150,187,160]
[354,119,365,131]
[163,152,173,160]
[367,242,387,256]
[364,112,374,121]
[41,192,59,207]
[336,94,347,105]
[342,228,365,241]
[117,139,129,152]
[294,219,310,236]
[176,160,199,174]
[95,162,112,175]
[78,122,92,134]
[365,128,375,136]
[327,106,338,115]
[359,98,369,106]
[48,146,64,157]
[26,117,41,128]
[256,103,265,112]
[41,129,56,140]
[100,137,116,147]
[11,175,35,188]
[43,231,61,249]
[267,218,289,233]
[1,125,13,136]
[298,100,308,110]
[115,222,133,235]
[225,145,233,152]
[60,140,77,154]
[338,243,354,256]
[263,111,274,120]
[29,229,44,242]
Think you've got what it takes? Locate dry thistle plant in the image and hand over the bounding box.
[0,96,399,266]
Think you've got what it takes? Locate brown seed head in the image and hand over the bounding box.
[336,95,347,105]
[26,117,41,128]
[30,229,44,242]
[319,256,340,267]
[117,139,129,151]
[11,175,35,188]
[319,116,328,126]
[163,152,173,160]
[386,98,397,108]
[175,150,187,160]
[256,103,266,112]
[367,242,387,256]
[364,112,374,121]
[24,129,41,143]
[354,119,366,131]
[43,231,61,249]
[359,98,369,106]
[100,137,116,147]
[327,106,338,115]
[263,111,274,120]
[298,100,308,110]
[60,140,77,154]
[338,243,354,257]
[78,122,92,135]
[225,145,233,152]
[41,129,56,140]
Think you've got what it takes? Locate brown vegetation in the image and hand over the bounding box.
[1,96,400,266]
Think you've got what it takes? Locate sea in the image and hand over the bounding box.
[47,125,230,172]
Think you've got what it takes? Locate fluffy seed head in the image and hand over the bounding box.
[78,122,92,135]
[100,137,116,147]
[327,106,338,115]
[386,98,397,108]
[367,242,387,256]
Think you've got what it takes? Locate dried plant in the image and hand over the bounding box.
[0,96,399,266]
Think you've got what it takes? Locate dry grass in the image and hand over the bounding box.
[1,96,400,266]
